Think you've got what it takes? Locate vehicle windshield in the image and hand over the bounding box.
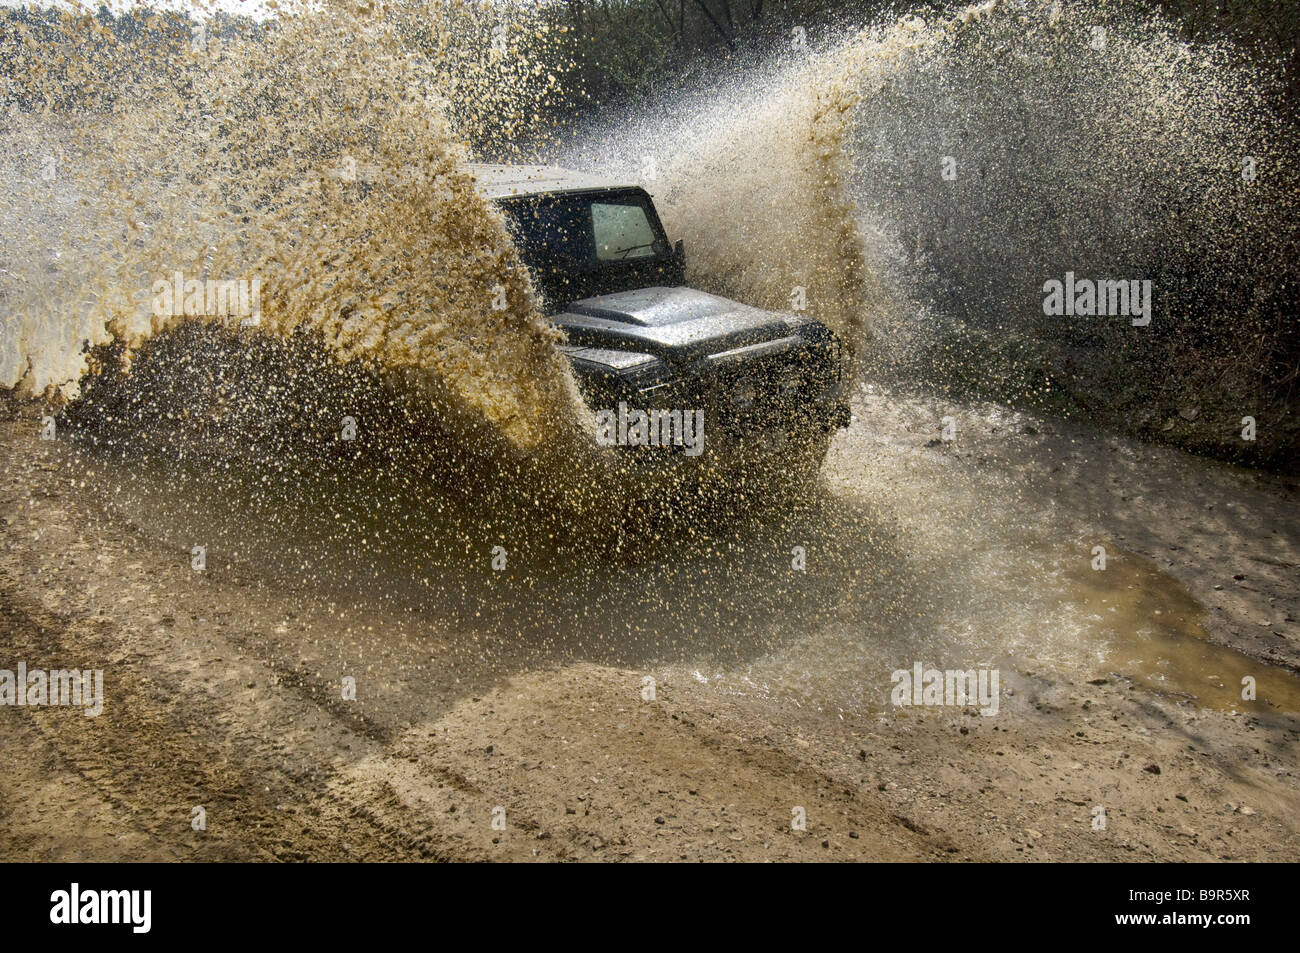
[498,191,673,297]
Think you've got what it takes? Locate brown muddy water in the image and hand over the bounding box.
[47,384,1300,725]
[1068,557,1300,714]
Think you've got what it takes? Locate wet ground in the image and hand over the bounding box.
[1,386,1297,861]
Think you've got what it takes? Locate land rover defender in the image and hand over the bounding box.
[473,164,852,470]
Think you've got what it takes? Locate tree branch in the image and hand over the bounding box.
[690,0,736,51]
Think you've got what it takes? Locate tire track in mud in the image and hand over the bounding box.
[0,410,946,861]
[0,417,406,859]
[314,665,951,861]
[0,578,385,861]
[0,415,515,862]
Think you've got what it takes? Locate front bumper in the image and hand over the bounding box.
[560,323,850,448]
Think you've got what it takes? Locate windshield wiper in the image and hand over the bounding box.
[614,243,657,259]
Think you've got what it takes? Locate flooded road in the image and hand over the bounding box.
[3,385,1297,861]
[76,381,1300,719]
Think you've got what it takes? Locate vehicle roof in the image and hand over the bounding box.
[467,163,639,200]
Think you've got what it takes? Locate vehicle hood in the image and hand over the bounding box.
[551,287,795,362]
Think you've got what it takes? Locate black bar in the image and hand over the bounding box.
[8,862,1277,939]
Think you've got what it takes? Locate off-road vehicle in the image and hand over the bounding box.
[473,163,851,471]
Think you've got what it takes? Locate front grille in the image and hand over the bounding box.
[709,344,834,433]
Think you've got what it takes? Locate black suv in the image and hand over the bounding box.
[475,164,851,469]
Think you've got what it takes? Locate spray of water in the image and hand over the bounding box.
[564,0,1294,462]
[7,0,1289,467]
[851,1,1294,450]
[1,0,587,461]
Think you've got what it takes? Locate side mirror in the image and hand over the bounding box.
[673,239,685,265]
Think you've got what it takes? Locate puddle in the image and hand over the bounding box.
[1069,553,1300,713]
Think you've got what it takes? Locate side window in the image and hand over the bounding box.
[592,201,659,261]
[506,201,584,259]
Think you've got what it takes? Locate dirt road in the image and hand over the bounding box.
[2,389,1298,861]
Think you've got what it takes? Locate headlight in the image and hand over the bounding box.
[637,378,679,397]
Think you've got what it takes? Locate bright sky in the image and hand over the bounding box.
[0,0,292,20]
[0,0,545,16]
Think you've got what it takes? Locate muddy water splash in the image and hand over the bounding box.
[548,0,1297,713]
[9,0,1283,468]
[1,0,1292,684]
[566,0,1292,440]
[1,0,586,460]
[849,1,1294,419]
